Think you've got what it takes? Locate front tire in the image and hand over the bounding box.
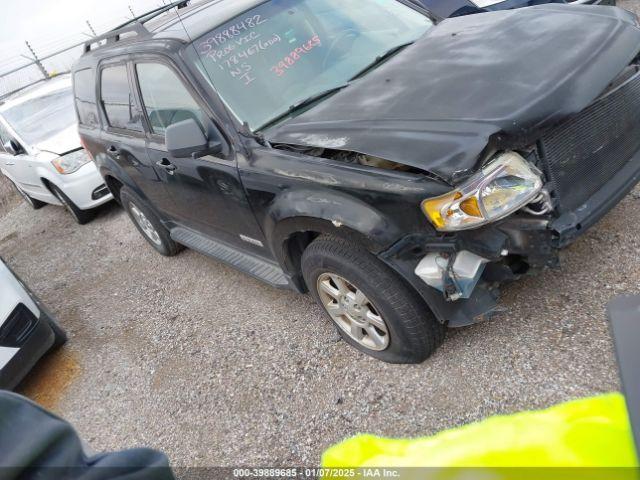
[120,186,182,256]
[49,183,95,224]
[302,236,445,364]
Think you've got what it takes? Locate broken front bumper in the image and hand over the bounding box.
[380,146,640,328]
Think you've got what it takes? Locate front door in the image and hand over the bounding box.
[133,61,266,251]
[0,121,38,196]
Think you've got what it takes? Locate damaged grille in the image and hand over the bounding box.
[540,71,640,212]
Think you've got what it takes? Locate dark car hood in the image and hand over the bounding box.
[265,5,640,183]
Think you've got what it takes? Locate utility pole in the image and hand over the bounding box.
[24,41,49,80]
[86,20,98,37]
[128,5,136,18]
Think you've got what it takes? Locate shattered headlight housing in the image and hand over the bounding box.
[51,149,91,175]
[421,151,543,231]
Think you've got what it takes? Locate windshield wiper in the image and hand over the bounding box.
[349,41,415,81]
[256,83,349,132]
[254,41,414,132]
[288,84,349,112]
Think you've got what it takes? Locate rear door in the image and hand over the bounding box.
[97,61,173,214]
[132,59,266,249]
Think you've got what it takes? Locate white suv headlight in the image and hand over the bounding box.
[421,151,543,231]
[51,149,91,175]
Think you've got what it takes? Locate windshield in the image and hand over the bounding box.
[186,0,432,130]
[1,87,76,146]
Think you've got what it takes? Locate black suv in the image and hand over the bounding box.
[73,0,640,363]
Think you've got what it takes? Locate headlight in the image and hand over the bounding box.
[421,151,543,231]
[51,150,91,175]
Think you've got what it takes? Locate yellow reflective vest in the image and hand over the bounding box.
[323,393,637,470]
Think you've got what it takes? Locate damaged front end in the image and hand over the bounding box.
[261,6,640,328]
[269,59,640,328]
[384,60,640,328]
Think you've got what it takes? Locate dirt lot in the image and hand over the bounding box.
[1,0,639,468]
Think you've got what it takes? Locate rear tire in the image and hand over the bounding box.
[120,186,182,256]
[302,235,446,364]
[12,182,45,210]
[49,183,95,225]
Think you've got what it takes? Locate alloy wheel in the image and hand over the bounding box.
[317,272,390,351]
[129,202,162,246]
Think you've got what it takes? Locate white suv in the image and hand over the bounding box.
[0,75,112,224]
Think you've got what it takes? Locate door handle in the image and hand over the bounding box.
[156,158,177,174]
[107,145,121,159]
[5,162,15,166]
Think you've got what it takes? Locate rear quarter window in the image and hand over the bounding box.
[100,65,143,132]
[73,69,99,127]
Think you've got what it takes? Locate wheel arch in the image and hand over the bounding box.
[103,175,124,204]
[98,164,145,206]
[272,218,369,289]
[37,176,62,205]
[264,189,403,289]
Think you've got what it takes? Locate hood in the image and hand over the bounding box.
[34,124,81,156]
[266,5,640,183]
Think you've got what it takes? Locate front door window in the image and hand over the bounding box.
[136,63,207,136]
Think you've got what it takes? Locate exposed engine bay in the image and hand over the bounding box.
[272,143,428,174]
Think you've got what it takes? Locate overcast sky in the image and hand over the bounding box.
[0,0,188,94]
[0,0,170,68]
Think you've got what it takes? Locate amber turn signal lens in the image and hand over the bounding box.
[422,192,462,229]
[460,197,482,217]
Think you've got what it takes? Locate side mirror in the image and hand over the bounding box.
[165,119,209,158]
[3,140,22,156]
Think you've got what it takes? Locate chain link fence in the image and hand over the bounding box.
[0,41,87,100]
[0,1,170,99]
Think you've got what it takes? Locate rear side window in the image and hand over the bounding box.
[136,63,206,136]
[73,69,99,127]
[100,65,143,132]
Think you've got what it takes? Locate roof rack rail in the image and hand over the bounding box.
[83,0,190,53]
[83,24,149,53]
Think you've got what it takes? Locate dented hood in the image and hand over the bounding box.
[265,5,640,183]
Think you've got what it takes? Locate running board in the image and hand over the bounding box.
[170,227,291,288]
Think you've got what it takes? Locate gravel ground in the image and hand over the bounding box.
[2,188,638,467]
[1,0,640,468]
[0,175,20,217]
